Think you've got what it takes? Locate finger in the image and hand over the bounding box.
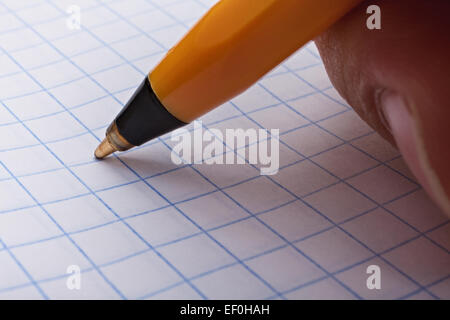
[315,0,450,215]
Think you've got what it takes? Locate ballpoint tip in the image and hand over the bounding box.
[94,138,117,160]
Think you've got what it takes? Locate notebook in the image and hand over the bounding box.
[0,0,448,300]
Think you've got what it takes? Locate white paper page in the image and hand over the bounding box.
[0,0,448,300]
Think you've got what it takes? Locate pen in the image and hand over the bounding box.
[95,0,362,159]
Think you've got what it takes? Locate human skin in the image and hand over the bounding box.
[315,0,450,216]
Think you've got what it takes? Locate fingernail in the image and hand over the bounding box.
[380,92,450,213]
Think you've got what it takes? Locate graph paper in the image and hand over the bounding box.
[0,0,449,300]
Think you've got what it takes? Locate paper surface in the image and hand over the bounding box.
[0,0,449,300]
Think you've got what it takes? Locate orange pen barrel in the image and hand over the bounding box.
[95,0,363,159]
[150,0,362,123]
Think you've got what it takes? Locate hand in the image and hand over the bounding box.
[315,0,450,216]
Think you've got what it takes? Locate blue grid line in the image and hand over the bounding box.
[0,181,448,299]
[175,124,365,299]
[142,0,450,285]
[0,64,337,145]
[2,213,447,300]
[233,100,439,284]
[226,95,443,299]
[0,121,378,194]
[399,274,450,300]
[157,117,366,301]
[0,130,127,299]
[2,0,174,267]
[1,0,374,300]
[0,1,45,17]
[9,0,298,300]
[0,82,446,300]
[0,0,190,44]
[41,0,450,249]
[193,132,448,298]
[0,5,209,300]
[0,236,48,299]
[54,0,291,299]
[145,209,449,300]
[237,78,448,258]
[0,3,100,37]
[278,63,419,185]
[1,127,403,266]
[119,143,285,297]
[0,87,337,154]
[0,163,419,259]
[257,79,419,185]
[4,2,276,301]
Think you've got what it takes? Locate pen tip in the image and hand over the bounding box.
[94,138,117,160]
